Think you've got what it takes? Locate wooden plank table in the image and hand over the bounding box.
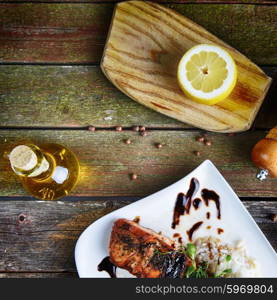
[0,0,276,278]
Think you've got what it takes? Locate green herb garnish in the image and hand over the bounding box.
[186,243,196,260]
[194,263,209,278]
[214,268,232,278]
[185,263,208,278]
[225,255,232,262]
[185,265,196,278]
[153,249,172,256]
[184,243,209,278]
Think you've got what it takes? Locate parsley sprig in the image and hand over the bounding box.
[184,243,209,278]
[214,268,232,278]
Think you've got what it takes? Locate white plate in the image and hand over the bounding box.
[75,160,277,278]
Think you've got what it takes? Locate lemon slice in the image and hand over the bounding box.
[177,44,237,105]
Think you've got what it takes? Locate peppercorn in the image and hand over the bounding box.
[130,173,138,180]
[88,126,96,132]
[204,140,212,146]
[140,131,147,137]
[196,136,205,142]
[139,126,146,132]
[156,143,163,149]
[133,126,140,132]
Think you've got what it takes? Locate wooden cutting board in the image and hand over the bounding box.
[101,1,272,133]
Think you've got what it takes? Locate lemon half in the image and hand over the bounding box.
[177,44,237,105]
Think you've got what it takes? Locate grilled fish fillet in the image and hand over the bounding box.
[109,218,190,278]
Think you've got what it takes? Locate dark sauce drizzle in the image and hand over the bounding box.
[193,198,201,210]
[98,256,117,278]
[172,233,183,245]
[171,193,185,229]
[185,178,200,214]
[133,216,140,223]
[186,221,203,241]
[201,189,221,219]
[206,212,210,219]
[217,228,224,235]
[172,178,199,229]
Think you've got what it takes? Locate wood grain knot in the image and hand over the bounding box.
[18,213,27,223]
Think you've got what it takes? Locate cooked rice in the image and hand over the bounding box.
[194,236,260,277]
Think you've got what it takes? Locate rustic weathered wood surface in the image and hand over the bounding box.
[0,66,275,128]
[0,3,276,64]
[1,130,277,197]
[0,0,276,278]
